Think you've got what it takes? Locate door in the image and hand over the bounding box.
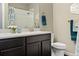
[26,42,41,56]
[42,40,51,56]
[1,46,25,56]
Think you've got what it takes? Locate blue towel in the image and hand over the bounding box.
[41,15,47,26]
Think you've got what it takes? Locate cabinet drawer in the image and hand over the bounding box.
[26,34,51,43]
[1,46,25,56]
[0,37,25,50]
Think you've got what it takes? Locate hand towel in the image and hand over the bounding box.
[41,15,47,26]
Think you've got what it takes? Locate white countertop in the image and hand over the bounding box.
[0,31,51,39]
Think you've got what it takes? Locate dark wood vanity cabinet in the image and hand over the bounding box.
[0,34,51,56]
[0,37,25,56]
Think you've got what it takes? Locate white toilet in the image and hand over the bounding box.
[51,42,66,56]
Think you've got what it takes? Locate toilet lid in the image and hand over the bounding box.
[52,42,66,49]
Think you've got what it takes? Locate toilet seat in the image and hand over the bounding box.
[52,42,66,49]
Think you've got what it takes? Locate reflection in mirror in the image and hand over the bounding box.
[7,3,40,29]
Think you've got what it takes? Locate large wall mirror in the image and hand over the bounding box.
[4,3,40,29]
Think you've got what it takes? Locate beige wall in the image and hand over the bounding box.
[53,3,79,55]
[8,3,29,10]
[39,3,53,32]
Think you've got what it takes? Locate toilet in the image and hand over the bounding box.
[51,42,66,56]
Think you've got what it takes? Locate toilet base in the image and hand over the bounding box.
[53,48,65,56]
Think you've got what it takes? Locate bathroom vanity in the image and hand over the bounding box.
[0,31,51,56]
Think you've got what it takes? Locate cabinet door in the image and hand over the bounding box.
[1,46,25,56]
[42,40,51,56]
[26,42,41,56]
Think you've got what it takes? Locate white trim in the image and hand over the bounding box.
[2,3,5,29]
